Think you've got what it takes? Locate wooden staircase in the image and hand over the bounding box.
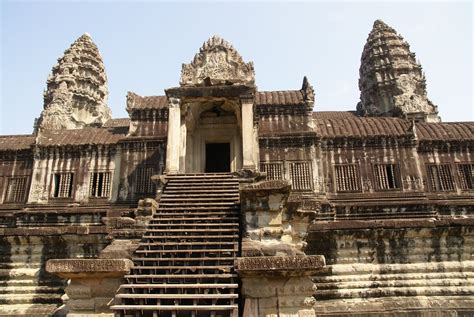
[111,173,241,317]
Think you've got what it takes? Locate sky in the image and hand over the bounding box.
[1,1,472,135]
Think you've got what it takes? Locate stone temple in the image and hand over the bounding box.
[0,20,473,317]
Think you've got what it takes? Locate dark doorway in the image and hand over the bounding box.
[205,143,230,173]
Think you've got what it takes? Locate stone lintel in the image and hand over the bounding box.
[165,85,255,100]
[241,180,291,194]
[236,256,325,277]
[46,259,133,279]
[309,217,474,232]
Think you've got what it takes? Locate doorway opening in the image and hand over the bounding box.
[205,143,231,173]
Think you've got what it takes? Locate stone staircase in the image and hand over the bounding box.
[111,173,241,317]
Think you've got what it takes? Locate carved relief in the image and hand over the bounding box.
[180,35,255,87]
[30,184,48,202]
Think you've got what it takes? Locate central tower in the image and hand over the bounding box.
[164,36,259,174]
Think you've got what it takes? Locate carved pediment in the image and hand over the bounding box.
[180,35,255,87]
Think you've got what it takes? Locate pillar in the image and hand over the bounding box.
[241,96,256,171]
[165,97,181,174]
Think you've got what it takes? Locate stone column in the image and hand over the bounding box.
[165,97,181,174]
[241,96,256,170]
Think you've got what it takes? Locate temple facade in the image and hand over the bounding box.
[0,20,473,317]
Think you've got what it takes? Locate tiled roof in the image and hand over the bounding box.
[103,118,130,128]
[312,111,358,119]
[256,90,305,106]
[0,135,35,151]
[127,92,168,110]
[127,90,307,109]
[37,127,127,146]
[416,122,474,141]
[314,115,411,137]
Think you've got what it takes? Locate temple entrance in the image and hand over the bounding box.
[205,142,230,173]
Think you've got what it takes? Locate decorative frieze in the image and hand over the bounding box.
[237,256,325,274]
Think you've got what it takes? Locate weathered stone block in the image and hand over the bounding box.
[68,298,95,311]
[66,283,91,299]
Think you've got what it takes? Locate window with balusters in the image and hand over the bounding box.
[374,164,401,190]
[52,173,74,198]
[260,162,283,180]
[135,166,155,194]
[334,164,361,192]
[427,164,454,191]
[289,161,313,191]
[4,176,28,203]
[457,164,473,190]
[89,172,112,198]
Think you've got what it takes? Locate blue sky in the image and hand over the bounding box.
[1,1,472,135]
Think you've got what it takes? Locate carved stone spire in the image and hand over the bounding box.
[357,20,439,122]
[180,35,255,87]
[36,33,111,131]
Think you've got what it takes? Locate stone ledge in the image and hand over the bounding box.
[309,217,474,231]
[46,259,133,279]
[0,226,108,236]
[236,255,325,276]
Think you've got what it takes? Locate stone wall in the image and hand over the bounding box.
[0,226,108,316]
[306,219,474,316]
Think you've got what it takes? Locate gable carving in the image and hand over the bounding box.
[180,36,255,87]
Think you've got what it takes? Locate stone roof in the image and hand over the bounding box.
[127,92,168,110]
[255,90,305,106]
[312,111,358,120]
[416,122,474,141]
[314,115,411,138]
[37,127,127,146]
[103,118,130,128]
[127,90,307,110]
[0,135,35,151]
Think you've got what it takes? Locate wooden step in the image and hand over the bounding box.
[146,223,238,228]
[125,273,237,279]
[116,293,238,299]
[144,228,238,233]
[159,202,238,207]
[161,191,239,199]
[165,189,239,193]
[160,197,238,202]
[131,265,233,270]
[120,283,238,289]
[110,304,238,311]
[115,173,241,314]
[153,211,239,217]
[157,206,239,211]
[141,234,238,240]
[149,216,239,222]
[133,255,236,260]
[135,249,237,254]
[138,242,237,247]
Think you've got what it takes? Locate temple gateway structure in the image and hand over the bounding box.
[0,20,473,317]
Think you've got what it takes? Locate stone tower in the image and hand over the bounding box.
[357,20,439,122]
[36,33,111,131]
